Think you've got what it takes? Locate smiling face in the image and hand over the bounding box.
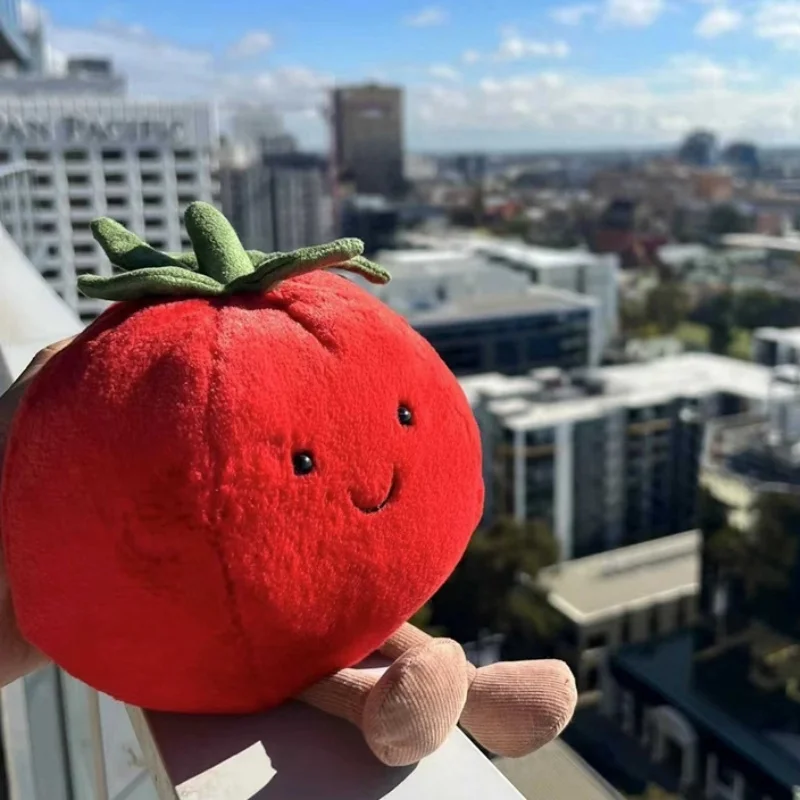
[3,270,484,713]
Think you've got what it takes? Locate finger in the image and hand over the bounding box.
[8,336,75,390]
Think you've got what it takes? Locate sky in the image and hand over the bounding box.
[21,0,800,152]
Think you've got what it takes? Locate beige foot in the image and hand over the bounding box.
[460,660,577,759]
[362,638,469,767]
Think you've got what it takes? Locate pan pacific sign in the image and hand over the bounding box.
[0,114,187,145]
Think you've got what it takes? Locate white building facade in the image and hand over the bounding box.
[0,98,218,322]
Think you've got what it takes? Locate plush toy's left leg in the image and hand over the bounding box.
[299,637,469,767]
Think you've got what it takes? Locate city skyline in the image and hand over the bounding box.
[22,0,800,153]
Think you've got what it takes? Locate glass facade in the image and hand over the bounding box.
[416,308,591,377]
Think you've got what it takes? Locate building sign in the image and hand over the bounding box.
[0,113,187,145]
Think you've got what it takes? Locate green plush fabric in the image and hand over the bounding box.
[79,202,390,301]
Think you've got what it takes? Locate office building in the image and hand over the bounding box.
[408,288,595,377]
[402,232,619,363]
[602,374,800,800]
[461,354,790,560]
[331,83,404,198]
[339,194,400,254]
[0,96,217,323]
[347,254,597,377]
[219,136,330,253]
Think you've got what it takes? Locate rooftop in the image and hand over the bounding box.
[409,286,595,328]
[401,231,618,272]
[538,530,700,625]
[754,326,800,348]
[495,739,622,800]
[459,353,793,430]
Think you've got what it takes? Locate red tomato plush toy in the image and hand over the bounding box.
[1,204,576,768]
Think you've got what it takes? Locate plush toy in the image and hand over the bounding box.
[0,203,576,767]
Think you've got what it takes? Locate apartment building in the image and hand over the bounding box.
[461,354,791,560]
[603,393,800,800]
[537,530,700,694]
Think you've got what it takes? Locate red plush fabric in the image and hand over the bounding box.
[0,272,484,713]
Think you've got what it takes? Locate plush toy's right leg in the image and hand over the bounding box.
[299,638,469,767]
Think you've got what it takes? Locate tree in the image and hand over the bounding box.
[644,280,690,333]
[707,204,749,237]
[424,517,561,647]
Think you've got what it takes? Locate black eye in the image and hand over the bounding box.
[398,406,413,426]
[292,452,315,476]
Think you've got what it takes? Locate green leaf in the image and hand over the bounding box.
[78,267,224,301]
[91,218,198,271]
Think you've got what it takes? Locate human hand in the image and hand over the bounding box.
[0,338,74,686]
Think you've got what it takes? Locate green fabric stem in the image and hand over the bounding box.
[78,202,391,302]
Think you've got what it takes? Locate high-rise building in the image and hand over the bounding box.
[0,0,29,66]
[331,83,404,198]
[0,97,218,323]
[461,354,790,561]
[219,134,331,253]
[603,367,800,800]
[677,129,719,168]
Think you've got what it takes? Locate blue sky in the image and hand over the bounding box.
[24,0,800,151]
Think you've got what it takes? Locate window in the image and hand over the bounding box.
[176,171,196,183]
[64,150,87,162]
[584,665,600,692]
[72,221,91,233]
[620,613,632,644]
[25,150,49,162]
[586,631,607,650]
[70,196,91,209]
[143,195,162,207]
[67,174,90,186]
[174,149,194,161]
[103,149,124,161]
[180,237,191,249]
[144,216,164,229]
[141,172,162,185]
[41,268,59,280]
[149,239,167,250]
[106,197,127,208]
[46,244,59,257]
[34,221,56,233]
[33,198,53,210]
[0,151,8,163]
[74,243,95,255]
[177,194,196,205]
[139,149,160,161]
[104,173,125,185]
[32,174,51,187]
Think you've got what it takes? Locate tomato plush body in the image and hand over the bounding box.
[1,269,484,712]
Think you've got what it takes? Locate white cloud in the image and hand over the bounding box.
[428,63,460,81]
[47,19,333,123]
[549,3,598,25]
[408,52,800,148]
[496,28,571,60]
[603,0,665,27]
[461,49,482,64]
[227,30,274,59]
[754,0,800,48]
[694,5,743,37]
[403,6,448,27]
[666,53,757,86]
